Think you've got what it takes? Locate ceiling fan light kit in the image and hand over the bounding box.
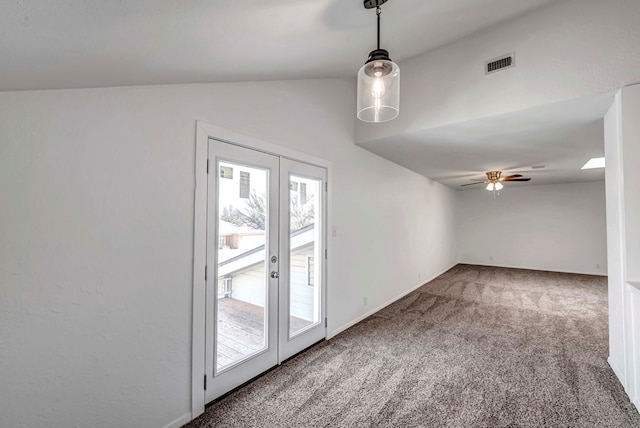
[486,182,504,191]
[357,0,400,123]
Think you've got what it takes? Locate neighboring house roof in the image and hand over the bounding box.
[219,220,264,236]
[218,224,315,277]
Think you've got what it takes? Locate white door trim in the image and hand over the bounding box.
[191,121,332,420]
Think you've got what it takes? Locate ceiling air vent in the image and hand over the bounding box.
[485,53,515,75]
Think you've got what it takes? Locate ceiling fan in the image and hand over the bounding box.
[461,170,531,194]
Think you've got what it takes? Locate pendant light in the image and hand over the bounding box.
[357,0,400,123]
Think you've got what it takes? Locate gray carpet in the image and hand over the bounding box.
[186,264,640,428]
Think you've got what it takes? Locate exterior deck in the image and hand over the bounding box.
[217,298,313,369]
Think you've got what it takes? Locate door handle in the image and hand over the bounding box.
[270,271,280,279]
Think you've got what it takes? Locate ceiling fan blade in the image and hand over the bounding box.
[503,178,531,182]
[500,174,523,180]
[460,182,487,187]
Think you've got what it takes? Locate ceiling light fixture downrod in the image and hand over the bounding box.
[357,0,400,123]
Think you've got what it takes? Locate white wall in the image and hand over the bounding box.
[622,87,640,282]
[621,87,640,409]
[0,79,457,428]
[605,84,640,410]
[457,181,607,275]
[356,0,640,143]
[605,91,627,384]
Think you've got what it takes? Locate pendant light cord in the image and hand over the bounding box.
[376,6,381,50]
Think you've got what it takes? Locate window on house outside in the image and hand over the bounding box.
[307,255,314,286]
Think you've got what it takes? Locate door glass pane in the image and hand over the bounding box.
[216,161,268,371]
[288,176,322,337]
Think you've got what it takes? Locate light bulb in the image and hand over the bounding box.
[371,75,386,98]
[486,183,494,191]
[495,182,504,190]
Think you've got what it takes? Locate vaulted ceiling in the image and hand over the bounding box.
[0,0,559,91]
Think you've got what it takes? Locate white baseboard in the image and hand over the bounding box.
[608,355,640,413]
[327,263,456,339]
[163,412,192,428]
[608,356,626,387]
[459,262,607,277]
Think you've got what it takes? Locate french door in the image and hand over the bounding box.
[205,139,326,403]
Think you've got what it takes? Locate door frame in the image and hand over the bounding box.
[191,121,331,419]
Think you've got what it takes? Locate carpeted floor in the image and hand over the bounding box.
[186,264,640,428]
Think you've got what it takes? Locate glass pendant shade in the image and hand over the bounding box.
[357,57,400,123]
[486,182,504,191]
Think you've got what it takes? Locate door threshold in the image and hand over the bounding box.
[205,339,325,408]
[280,338,326,365]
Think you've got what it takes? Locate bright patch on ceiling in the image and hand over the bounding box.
[581,157,605,169]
